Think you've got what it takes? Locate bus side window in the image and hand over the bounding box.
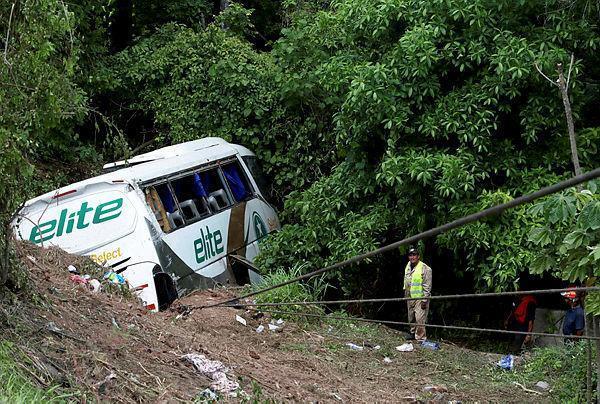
[221,161,253,202]
[145,185,172,233]
[156,183,185,231]
[171,174,210,223]
[242,156,270,201]
[199,168,233,211]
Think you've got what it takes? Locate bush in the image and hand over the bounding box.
[251,263,330,318]
[511,343,593,403]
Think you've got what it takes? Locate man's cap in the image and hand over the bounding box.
[408,247,418,255]
[561,290,578,300]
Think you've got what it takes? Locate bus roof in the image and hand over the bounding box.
[22,138,254,209]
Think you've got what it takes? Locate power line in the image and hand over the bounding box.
[251,308,600,341]
[218,286,600,308]
[203,167,600,309]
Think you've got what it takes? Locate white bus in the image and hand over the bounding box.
[13,138,280,311]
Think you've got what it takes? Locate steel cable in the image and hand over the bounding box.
[248,308,600,341]
[203,167,600,309]
[218,286,600,308]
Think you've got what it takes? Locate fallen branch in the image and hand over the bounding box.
[513,381,543,395]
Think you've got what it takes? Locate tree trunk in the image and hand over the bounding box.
[556,62,582,177]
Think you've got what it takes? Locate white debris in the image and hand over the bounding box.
[256,325,265,333]
[535,381,550,391]
[395,343,414,352]
[345,343,364,351]
[26,255,37,263]
[235,315,247,326]
[67,265,78,273]
[374,345,381,350]
[89,279,101,293]
[268,323,280,331]
[276,318,284,325]
[199,388,218,400]
[183,353,240,397]
[383,357,393,364]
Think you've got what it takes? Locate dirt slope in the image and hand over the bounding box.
[1,244,546,403]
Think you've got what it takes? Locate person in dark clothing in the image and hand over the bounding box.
[562,290,585,339]
[505,295,537,353]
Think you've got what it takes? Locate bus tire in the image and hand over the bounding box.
[154,271,178,311]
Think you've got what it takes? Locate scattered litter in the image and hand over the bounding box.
[255,325,265,333]
[374,345,381,350]
[268,323,281,332]
[46,322,62,334]
[276,318,284,325]
[104,270,126,285]
[423,385,448,393]
[498,354,514,370]
[330,392,343,401]
[383,357,392,364]
[94,372,117,386]
[70,274,88,285]
[183,353,240,397]
[89,279,101,293]
[26,255,37,263]
[67,264,78,273]
[235,315,247,326]
[345,343,364,351]
[94,372,117,393]
[395,343,414,352]
[421,340,440,350]
[198,388,218,400]
[535,381,550,391]
[111,318,120,329]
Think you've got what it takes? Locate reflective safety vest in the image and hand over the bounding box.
[405,261,424,298]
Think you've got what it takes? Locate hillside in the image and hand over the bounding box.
[0,243,555,402]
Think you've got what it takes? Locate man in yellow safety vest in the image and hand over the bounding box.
[404,247,433,341]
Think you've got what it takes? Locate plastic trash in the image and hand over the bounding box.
[88,279,101,293]
[199,388,218,400]
[498,354,514,370]
[103,270,126,285]
[26,255,37,263]
[268,323,280,331]
[276,318,284,325]
[346,343,364,351]
[383,357,392,364]
[183,353,240,397]
[395,343,414,352]
[67,264,78,273]
[235,315,247,326]
[255,325,264,333]
[374,345,381,350]
[70,274,88,285]
[421,340,440,350]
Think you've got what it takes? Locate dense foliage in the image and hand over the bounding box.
[1,0,599,305]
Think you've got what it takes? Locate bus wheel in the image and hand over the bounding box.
[154,271,178,311]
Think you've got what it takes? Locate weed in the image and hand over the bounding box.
[251,264,328,319]
[0,340,76,403]
[496,343,593,403]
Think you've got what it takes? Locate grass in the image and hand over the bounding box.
[494,342,593,403]
[0,340,78,403]
[250,264,328,319]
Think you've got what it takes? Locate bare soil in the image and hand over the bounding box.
[0,244,548,403]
